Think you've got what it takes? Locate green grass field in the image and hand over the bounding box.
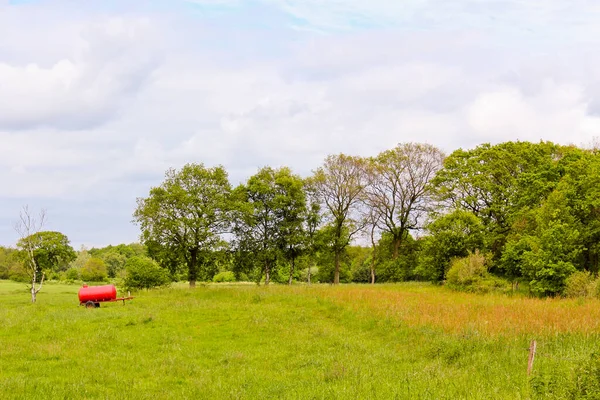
[1,280,598,399]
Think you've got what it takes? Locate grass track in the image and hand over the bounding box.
[0,281,597,399]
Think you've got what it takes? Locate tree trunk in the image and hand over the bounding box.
[288,257,295,285]
[334,250,340,285]
[370,223,377,285]
[265,260,271,285]
[307,264,312,285]
[393,234,401,259]
[31,268,37,303]
[30,269,44,303]
[370,260,376,285]
[189,248,198,288]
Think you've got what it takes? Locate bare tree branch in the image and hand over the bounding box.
[14,205,47,303]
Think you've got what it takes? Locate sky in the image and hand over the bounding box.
[1,0,600,248]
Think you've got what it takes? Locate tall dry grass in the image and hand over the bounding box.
[307,284,600,337]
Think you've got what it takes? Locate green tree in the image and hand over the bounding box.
[100,251,127,278]
[0,246,20,280]
[124,256,170,290]
[415,210,484,281]
[312,154,367,284]
[69,247,91,270]
[431,141,564,264]
[89,243,147,278]
[376,232,420,282]
[17,231,76,273]
[80,258,108,282]
[504,187,583,296]
[232,167,306,285]
[134,163,232,287]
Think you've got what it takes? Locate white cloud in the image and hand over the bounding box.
[466,82,600,145]
[2,0,600,246]
[0,14,161,130]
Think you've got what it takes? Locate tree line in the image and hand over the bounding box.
[133,140,600,295]
[3,140,600,297]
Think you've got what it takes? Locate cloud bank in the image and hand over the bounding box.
[1,0,599,247]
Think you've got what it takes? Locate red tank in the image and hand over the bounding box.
[78,284,117,303]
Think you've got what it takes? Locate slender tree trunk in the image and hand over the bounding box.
[370,223,377,285]
[307,264,312,285]
[189,248,198,288]
[288,257,295,285]
[31,267,37,303]
[30,269,45,303]
[265,260,271,285]
[334,250,340,285]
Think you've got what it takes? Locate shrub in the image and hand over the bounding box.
[564,271,595,298]
[8,263,29,283]
[213,271,236,283]
[124,256,170,290]
[446,251,487,286]
[65,268,79,281]
[80,258,108,282]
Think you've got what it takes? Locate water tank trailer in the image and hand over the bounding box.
[78,284,133,308]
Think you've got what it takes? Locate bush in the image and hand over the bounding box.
[444,251,510,294]
[446,251,487,286]
[65,268,79,281]
[8,263,29,283]
[80,258,108,282]
[564,271,595,298]
[213,271,236,283]
[124,256,170,290]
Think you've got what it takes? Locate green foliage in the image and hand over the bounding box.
[16,231,76,273]
[8,263,29,282]
[80,258,108,282]
[124,256,171,290]
[312,154,367,284]
[69,248,91,270]
[0,247,21,280]
[213,271,236,283]
[444,251,510,294]
[415,210,484,281]
[134,163,232,286]
[89,243,147,278]
[530,350,600,399]
[65,268,79,281]
[431,141,564,259]
[232,166,307,284]
[564,271,596,298]
[446,251,488,287]
[375,233,420,282]
[571,351,600,398]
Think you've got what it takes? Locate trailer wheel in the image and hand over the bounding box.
[85,301,95,309]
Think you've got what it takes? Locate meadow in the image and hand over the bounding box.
[1,280,599,399]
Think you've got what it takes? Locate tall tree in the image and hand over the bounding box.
[14,206,47,303]
[133,163,231,287]
[232,167,306,285]
[365,143,445,259]
[303,181,322,285]
[312,154,367,284]
[430,141,565,262]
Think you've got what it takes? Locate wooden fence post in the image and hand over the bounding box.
[527,340,537,376]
